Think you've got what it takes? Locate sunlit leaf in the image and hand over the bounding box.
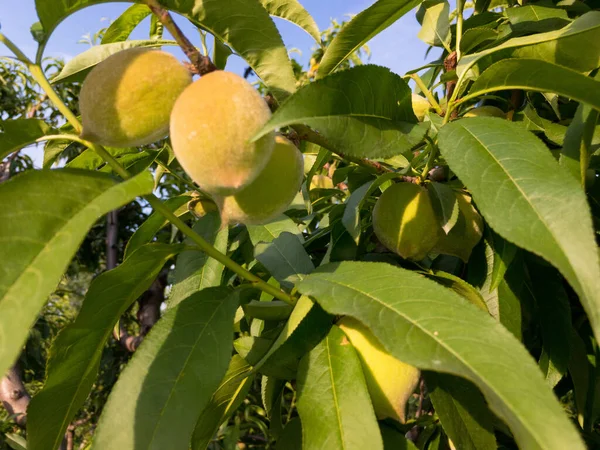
[317,0,421,77]
[298,261,585,450]
[254,65,427,158]
[296,326,383,450]
[92,287,237,449]
[439,118,600,343]
[27,244,183,450]
[0,170,152,381]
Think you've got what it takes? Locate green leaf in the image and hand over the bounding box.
[489,231,517,292]
[124,195,193,259]
[460,28,499,54]
[0,169,152,381]
[297,261,585,450]
[425,373,496,450]
[380,424,417,450]
[65,146,138,171]
[0,119,52,160]
[427,182,459,234]
[560,101,599,183]
[92,287,237,450]
[467,237,524,339]
[465,59,600,112]
[212,37,232,71]
[259,0,320,42]
[51,39,177,84]
[191,355,254,450]
[251,295,332,377]
[247,215,303,245]
[424,271,488,312]
[255,232,315,290]
[276,418,303,450]
[254,65,428,159]
[27,243,183,450]
[416,0,451,48]
[169,213,228,307]
[296,325,383,450]
[317,0,421,78]
[438,117,600,344]
[243,300,294,321]
[149,13,164,40]
[458,11,600,77]
[527,261,572,384]
[505,4,570,33]
[35,0,297,101]
[101,4,151,44]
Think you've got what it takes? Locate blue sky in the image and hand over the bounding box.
[0,0,433,76]
[0,0,436,166]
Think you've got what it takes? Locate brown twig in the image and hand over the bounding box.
[444,51,459,119]
[145,0,216,75]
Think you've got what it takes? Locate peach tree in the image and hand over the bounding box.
[1,0,599,449]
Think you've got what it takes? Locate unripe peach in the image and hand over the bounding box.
[464,105,505,118]
[338,317,420,423]
[170,71,275,195]
[412,94,431,121]
[216,136,304,225]
[310,174,334,190]
[372,183,441,260]
[79,48,191,147]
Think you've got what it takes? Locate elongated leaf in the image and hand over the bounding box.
[168,213,228,307]
[101,4,151,44]
[560,101,599,183]
[438,118,600,344]
[427,182,459,234]
[212,37,232,70]
[424,271,488,312]
[458,11,600,77]
[467,238,524,339]
[35,0,297,101]
[65,146,138,171]
[489,231,517,292]
[247,215,303,245]
[254,65,428,158]
[317,0,421,78]
[52,39,176,84]
[124,194,192,258]
[255,232,314,290]
[277,418,303,450]
[417,0,451,48]
[243,300,294,321]
[92,287,237,449]
[527,261,572,383]
[27,243,183,450]
[0,169,152,380]
[296,325,383,450]
[297,261,585,450]
[425,373,496,450]
[191,355,254,450]
[465,59,600,112]
[252,296,331,376]
[259,0,320,42]
[0,119,52,160]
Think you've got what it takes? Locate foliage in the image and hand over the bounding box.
[1,0,600,449]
